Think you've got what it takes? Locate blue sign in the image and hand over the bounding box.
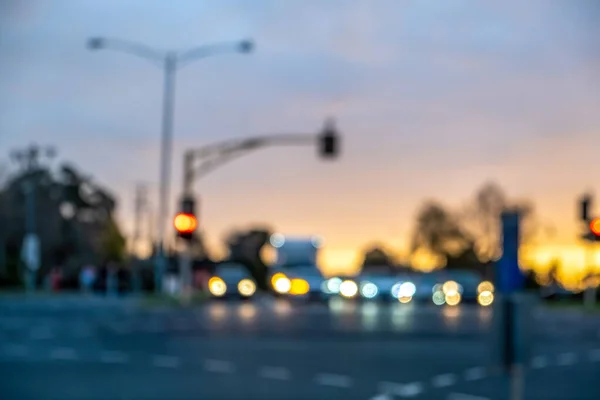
[497,211,524,294]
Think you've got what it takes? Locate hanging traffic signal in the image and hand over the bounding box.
[580,194,592,221]
[319,119,339,158]
[174,196,197,241]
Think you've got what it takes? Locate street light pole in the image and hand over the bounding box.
[86,37,254,293]
[156,54,177,292]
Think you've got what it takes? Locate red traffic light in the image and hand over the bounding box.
[590,218,600,236]
[173,213,197,233]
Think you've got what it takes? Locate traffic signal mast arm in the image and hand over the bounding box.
[183,120,338,194]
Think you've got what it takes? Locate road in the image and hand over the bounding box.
[0,295,599,399]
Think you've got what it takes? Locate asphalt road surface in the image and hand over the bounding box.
[0,295,599,399]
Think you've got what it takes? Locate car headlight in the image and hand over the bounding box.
[272,273,291,294]
[477,281,494,294]
[238,279,256,297]
[445,291,461,306]
[443,280,463,295]
[289,279,310,295]
[208,277,227,297]
[391,282,416,298]
[323,277,342,294]
[478,290,494,306]
[360,281,378,299]
[339,280,358,298]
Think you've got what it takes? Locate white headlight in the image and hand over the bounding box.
[399,282,416,297]
[238,279,256,297]
[360,282,378,299]
[339,280,358,298]
[326,277,342,294]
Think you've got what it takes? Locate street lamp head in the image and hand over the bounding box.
[87,37,105,50]
[238,39,254,54]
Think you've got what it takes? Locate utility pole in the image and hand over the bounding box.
[131,184,148,294]
[10,145,54,292]
[579,193,598,308]
[132,184,148,256]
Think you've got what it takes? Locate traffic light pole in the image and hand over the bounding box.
[174,120,339,302]
[182,129,334,195]
[584,242,596,309]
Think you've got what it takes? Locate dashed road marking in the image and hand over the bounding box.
[152,355,180,368]
[464,367,486,381]
[447,393,491,400]
[30,327,54,340]
[204,359,234,373]
[589,349,600,362]
[50,347,78,361]
[370,394,394,400]
[432,373,457,388]
[379,382,423,397]
[531,356,547,369]
[258,366,291,380]
[2,343,29,357]
[557,352,577,366]
[100,351,129,364]
[315,373,353,388]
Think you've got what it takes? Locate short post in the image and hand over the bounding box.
[492,210,530,400]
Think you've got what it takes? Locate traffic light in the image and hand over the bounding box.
[580,194,592,221]
[319,119,339,158]
[174,196,197,241]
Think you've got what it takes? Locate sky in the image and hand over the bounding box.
[1,0,600,281]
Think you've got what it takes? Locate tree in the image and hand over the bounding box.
[459,181,539,262]
[100,219,126,263]
[361,244,395,268]
[224,226,272,290]
[0,150,126,287]
[410,201,472,260]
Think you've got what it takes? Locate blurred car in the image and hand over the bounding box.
[324,268,419,303]
[207,263,257,300]
[269,265,326,301]
[429,270,495,307]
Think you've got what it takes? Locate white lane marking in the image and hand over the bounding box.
[258,366,291,380]
[432,373,457,388]
[3,343,29,357]
[447,393,491,400]
[379,382,423,397]
[589,349,600,362]
[204,359,234,373]
[50,347,78,360]
[315,373,353,388]
[557,352,577,366]
[100,351,129,364]
[370,394,393,400]
[152,355,180,368]
[531,356,547,369]
[464,367,486,381]
[30,327,54,340]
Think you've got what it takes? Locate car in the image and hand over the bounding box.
[206,263,257,300]
[324,269,419,303]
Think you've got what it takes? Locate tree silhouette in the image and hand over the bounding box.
[0,153,126,286]
[410,201,472,260]
[459,181,539,262]
[224,227,272,290]
[361,244,395,268]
